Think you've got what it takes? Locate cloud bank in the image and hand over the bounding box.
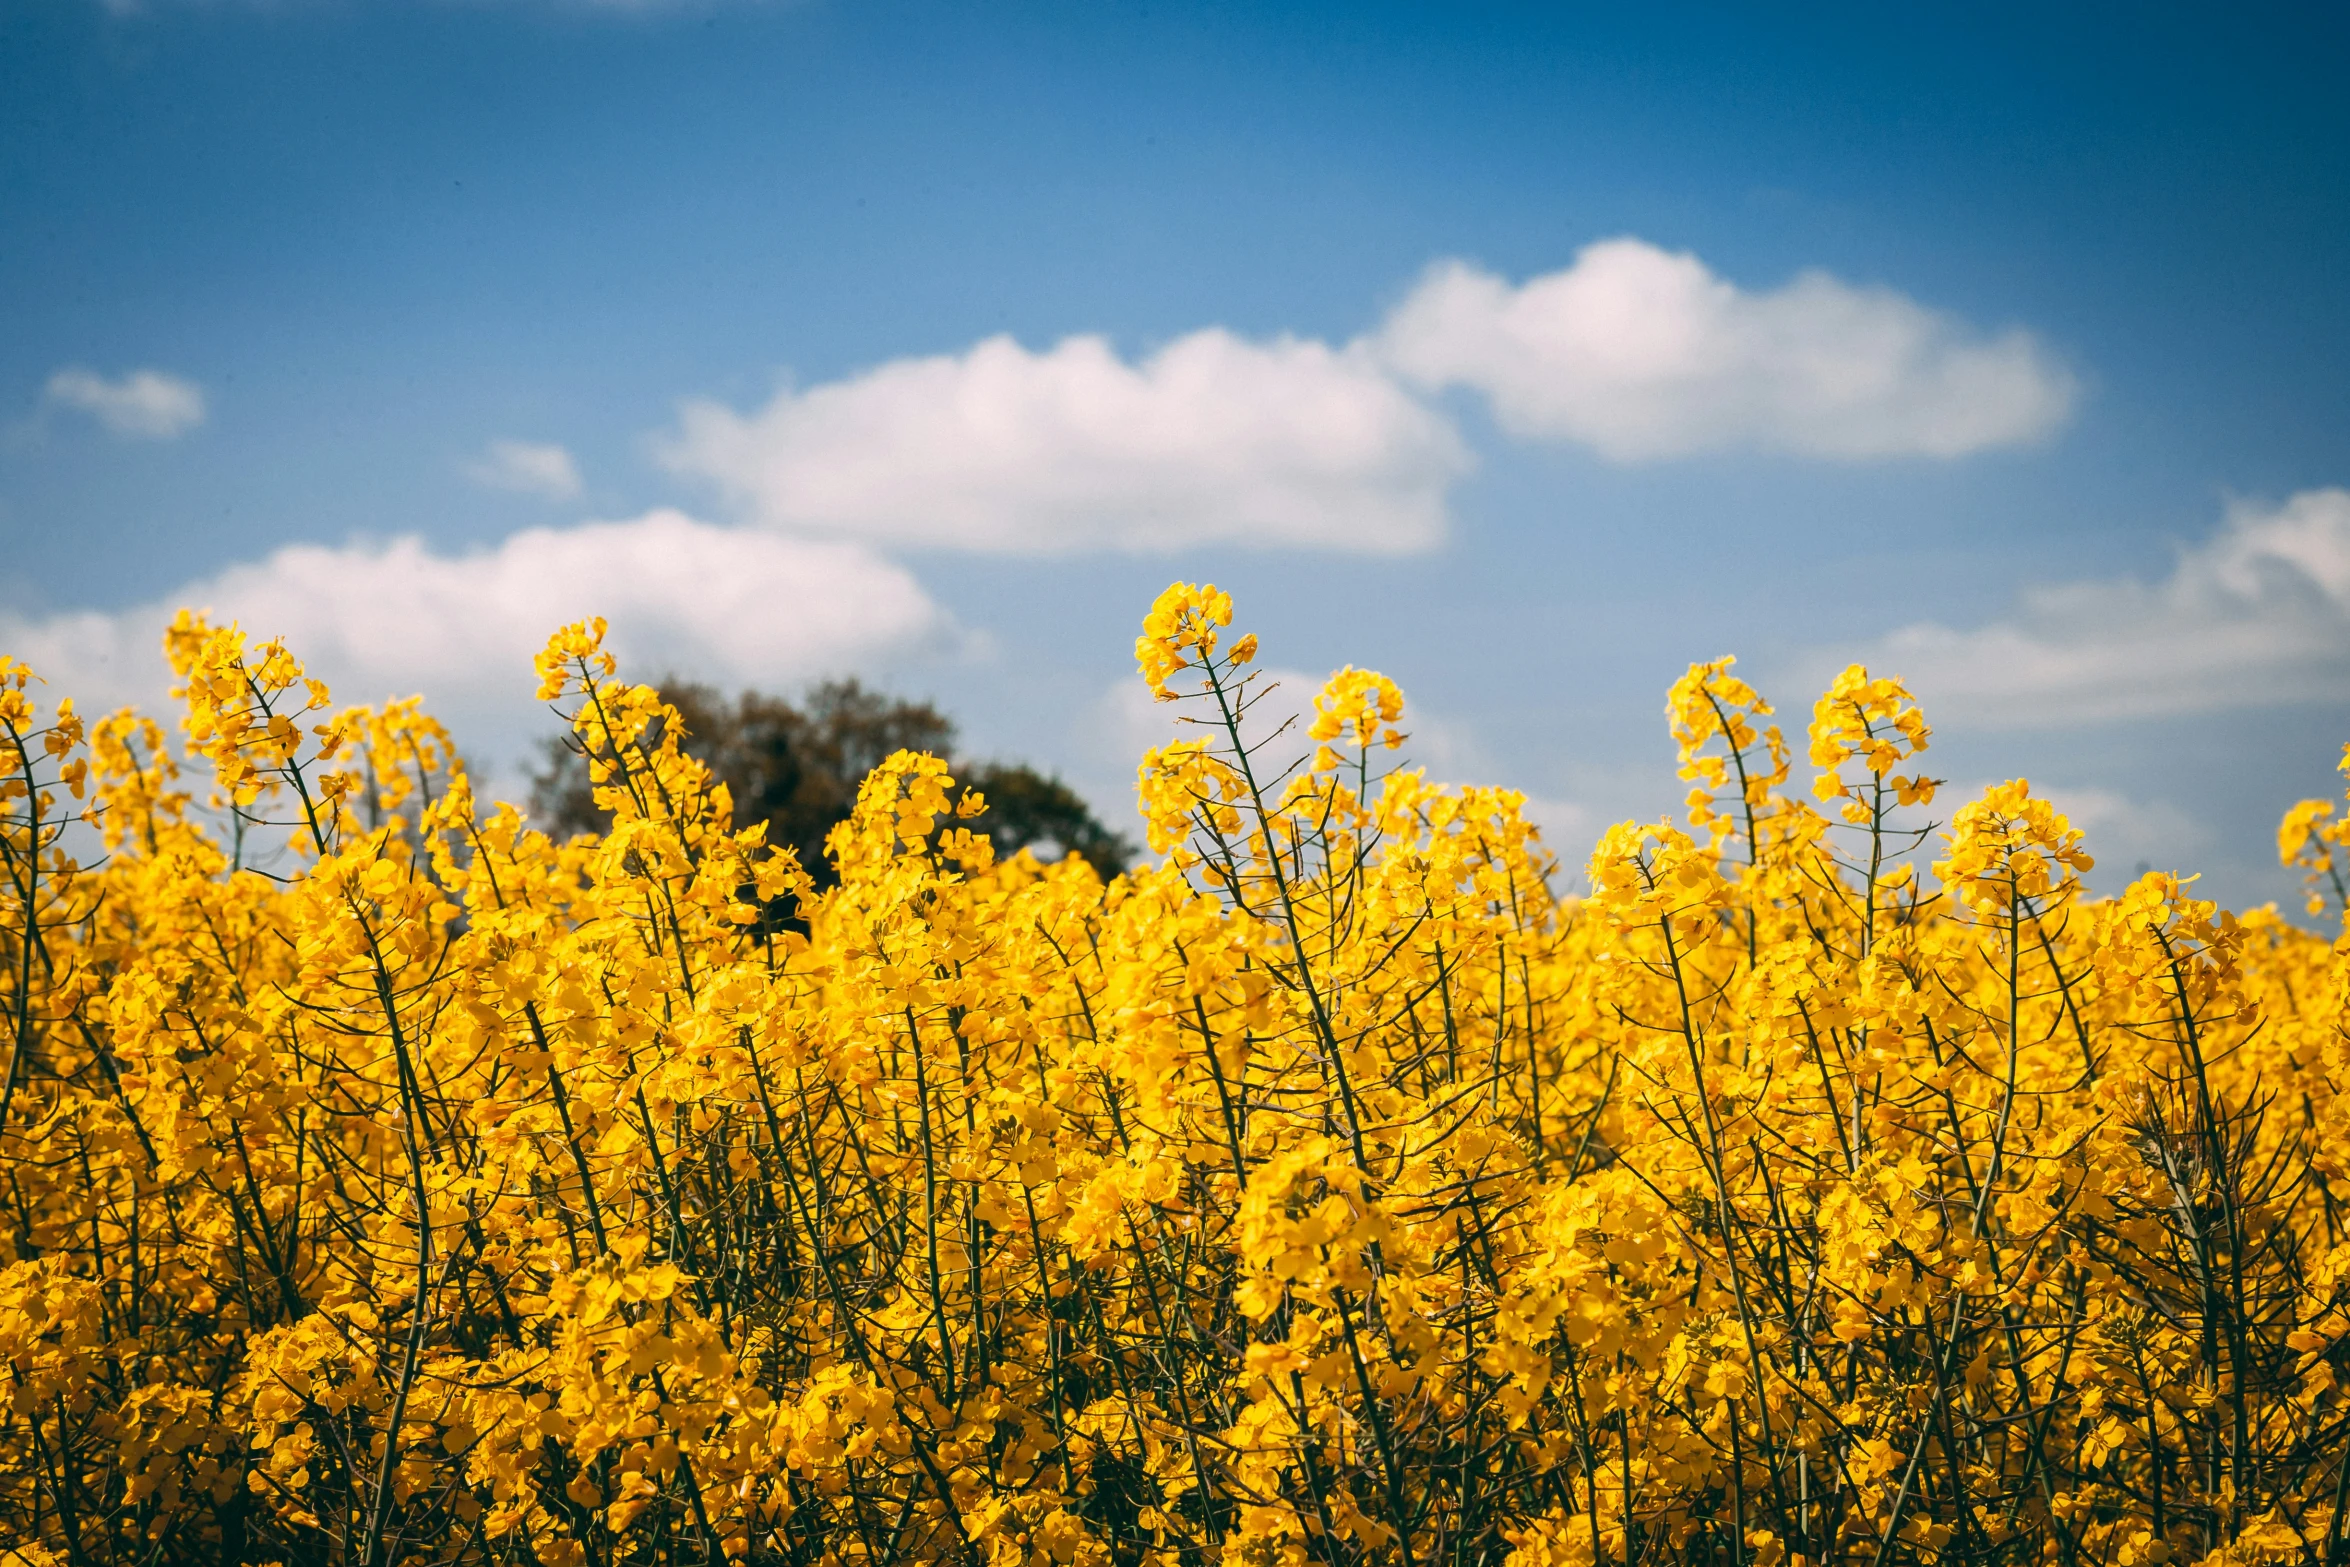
[43,367,207,439]
[3,510,951,747]
[1856,488,2350,725]
[661,330,1468,554]
[660,241,2073,555]
[1377,239,2077,461]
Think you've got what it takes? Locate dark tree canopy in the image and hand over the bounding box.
[528,677,1134,886]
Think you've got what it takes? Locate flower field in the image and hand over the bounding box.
[2,584,2347,1567]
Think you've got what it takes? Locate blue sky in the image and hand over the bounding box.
[4,0,2347,908]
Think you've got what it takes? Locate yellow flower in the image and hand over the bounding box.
[0,578,2342,1567]
[1133,580,1234,699]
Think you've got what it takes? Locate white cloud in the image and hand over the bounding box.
[1850,488,2350,726]
[1375,239,2077,461]
[653,241,2077,555]
[42,367,207,440]
[2039,786,2210,881]
[466,439,584,500]
[1,510,954,766]
[660,329,1470,554]
[1515,794,1599,857]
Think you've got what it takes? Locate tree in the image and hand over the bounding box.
[528,677,1134,885]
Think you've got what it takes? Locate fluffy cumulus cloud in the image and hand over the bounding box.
[2,510,952,757]
[1856,488,2350,725]
[660,330,1470,554]
[466,439,584,500]
[42,367,207,439]
[2037,787,2211,881]
[657,240,2073,557]
[1375,239,2077,461]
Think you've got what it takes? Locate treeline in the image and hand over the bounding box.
[528,676,1132,885]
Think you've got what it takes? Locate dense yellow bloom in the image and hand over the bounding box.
[2280,743,2350,922]
[1936,778,2095,917]
[0,585,2344,1567]
[1809,662,1936,820]
[1135,582,1234,700]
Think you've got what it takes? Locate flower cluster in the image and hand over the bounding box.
[2280,744,2350,920]
[0,590,2344,1567]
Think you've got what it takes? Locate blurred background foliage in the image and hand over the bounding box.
[528,677,1134,886]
